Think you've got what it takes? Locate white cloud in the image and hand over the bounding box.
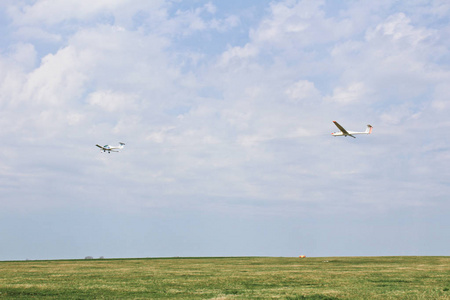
[285,80,321,103]
[365,13,433,46]
[325,82,368,105]
[432,83,450,111]
[159,2,239,37]
[87,90,138,112]
[210,15,240,32]
[2,0,448,206]
[22,46,87,106]
[218,43,258,67]
[380,104,421,125]
[8,0,165,27]
[203,2,216,15]
[1,0,450,259]
[14,26,63,43]
[7,43,37,70]
[250,0,353,48]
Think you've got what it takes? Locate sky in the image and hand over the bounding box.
[0,0,449,260]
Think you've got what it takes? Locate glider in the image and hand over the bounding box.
[331,121,372,138]
[96,142,125,153]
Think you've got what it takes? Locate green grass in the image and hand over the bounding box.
[0,257,448,299]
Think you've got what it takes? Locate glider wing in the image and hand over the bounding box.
[333,121,349,135]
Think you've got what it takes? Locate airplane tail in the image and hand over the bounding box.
[365,125,373,134]
[119,142,125,149]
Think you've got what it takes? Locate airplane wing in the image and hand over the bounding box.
[333,121,349,135]
[333,121,356,138]
[96,144,105,150]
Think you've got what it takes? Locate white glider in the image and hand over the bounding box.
[331,121,372,138]
[96,142,125,153]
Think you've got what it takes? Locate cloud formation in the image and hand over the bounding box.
[0,0,449,259]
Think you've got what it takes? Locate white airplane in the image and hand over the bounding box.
[96,142,125,153]
[331,121,372,138]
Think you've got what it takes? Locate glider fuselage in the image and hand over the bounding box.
[331,121,372,138]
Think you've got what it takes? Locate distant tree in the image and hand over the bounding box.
[99,256,105,259]
[85,256,94,260]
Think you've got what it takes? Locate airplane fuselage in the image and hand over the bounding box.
[101,145,118,153]
[331,121,372,138]
[331,130,368,137]
[96,142,125,153]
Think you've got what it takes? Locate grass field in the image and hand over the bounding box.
[0,256,448,299]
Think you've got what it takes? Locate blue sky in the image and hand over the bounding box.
[0,0,449,260]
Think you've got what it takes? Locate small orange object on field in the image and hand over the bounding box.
[299,255,306,258]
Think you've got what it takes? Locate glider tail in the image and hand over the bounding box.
[365,125,373,134]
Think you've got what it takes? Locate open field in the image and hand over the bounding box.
[0,256,448,299]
